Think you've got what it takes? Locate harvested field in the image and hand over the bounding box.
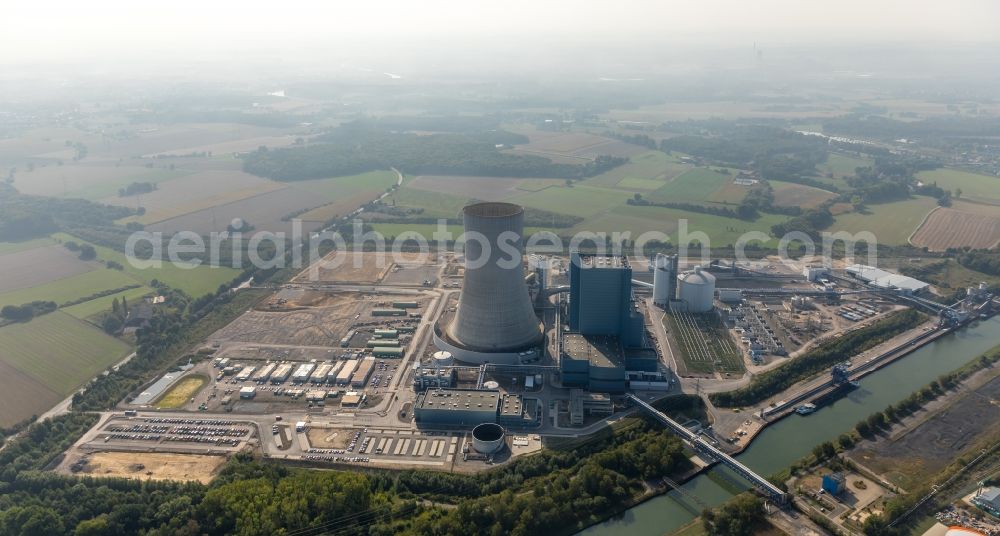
[911,204,1000,250]
[144,187,323,235]
[156,375,209,408]
[0,245,96,294]
[0,312,131,394]
[143,134,301,157]
[106,170,285,224]
[769,180,838,209]
[0,237,57,256]
[706,181,752,204]
[0,359,62,427]
[98,123,287,158]
[72,451,227,484]
[11,163,186,200]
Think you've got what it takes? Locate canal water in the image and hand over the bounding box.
[581,317,1000,536]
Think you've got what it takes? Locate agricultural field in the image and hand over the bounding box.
[646,168,734,204]
[910,202,1000,250]
[51,233,242,299]
[822,153,872,179]
[108,169,285,224]
[509,185,633,217]
[0,237,57,256]
[156,375,208,408]
[94,123,294,159]
[144,186,323,235]
[0,311,131,425]
[11,163,187,200]
[143,134,302,157]
[583,150,691,188]
[0,268,139,310]
[502,127,643,159]
[601,100,848,122]
[829,197,938,246]
[370,223,550,241]
[384,187,470,219]
[916,168,1000,205]
[0,244,98,294]
[570,205,790,247]
[405,175,561,201]
[769,180,838,209]
[61,286,155,321]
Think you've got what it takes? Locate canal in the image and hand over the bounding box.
[581,316,1000,535]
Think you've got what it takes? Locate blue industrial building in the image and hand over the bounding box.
[561,253,654,392]
[568,253,645,347]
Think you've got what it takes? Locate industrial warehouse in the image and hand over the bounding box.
[59,199,998,492]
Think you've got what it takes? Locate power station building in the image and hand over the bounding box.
[434,202,543,364]
[567,253,644,347]
[560,253,652,392]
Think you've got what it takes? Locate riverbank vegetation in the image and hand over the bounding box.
[710,309,925,408]
[0,417,690,535]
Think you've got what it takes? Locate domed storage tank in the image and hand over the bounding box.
[432,351,454,367]
[471,423,505,454]
[483,380,500,390]
[677,265,716,313]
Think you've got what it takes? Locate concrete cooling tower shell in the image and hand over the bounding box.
[447,202,542,352]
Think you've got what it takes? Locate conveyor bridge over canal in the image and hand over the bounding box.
[627,393,788,504]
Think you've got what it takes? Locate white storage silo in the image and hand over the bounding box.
[652,253,678,305]
[677,265,716,313]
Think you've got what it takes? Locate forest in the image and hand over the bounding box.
[241,126,626,181]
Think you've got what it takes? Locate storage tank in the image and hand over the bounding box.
[717,288,743,303]
[677,265,716,313]
[652,253,678,305]
[471,423,505,454]
[432,351,454,367]
[482,380,500,390]
[447,202,542,352]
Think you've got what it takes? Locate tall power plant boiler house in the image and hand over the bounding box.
[437,202,542,364]
[652,253,679,306]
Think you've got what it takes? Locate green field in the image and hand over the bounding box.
[386,187,470,219]
[0,237,57,256]
[916,168,1000,204]
[583,150,691,188]
[570,205,789,247]
[830,197,937,245]
[62,285,155,320]
[647,168,733,204]
[371,223,550,241]
[823,153,872,178]
[0,268,139,309]
[0,311,131,395]
[617,177,666,191]
[292,170,398,199]
[52,232,241,298]
[509,185,633,217]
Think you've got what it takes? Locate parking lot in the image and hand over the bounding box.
[86,417,255,453]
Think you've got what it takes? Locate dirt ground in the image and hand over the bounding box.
[850,369,1000,489]
[70,451,227,484]
[306,427,359,449]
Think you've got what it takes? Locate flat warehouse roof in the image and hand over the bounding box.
[418,389,500,412]
[562,333,624,368]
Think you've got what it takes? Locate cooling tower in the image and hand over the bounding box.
[447,202,542,351]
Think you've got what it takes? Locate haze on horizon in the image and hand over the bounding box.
[3,0,1000,71]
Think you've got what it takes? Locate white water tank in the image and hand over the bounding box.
[432,351,454,367]
[472,423,505,454]
[677,266,716,313]
[483,380,500,390]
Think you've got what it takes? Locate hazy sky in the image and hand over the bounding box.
[3,0,1000,66]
